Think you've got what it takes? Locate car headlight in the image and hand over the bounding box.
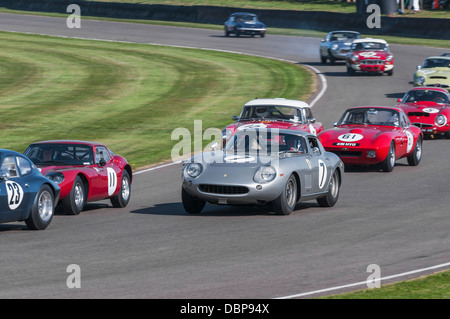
[45,172,65,184]
[415,76,425,85]
[253,166,277,183]
[351,54,359,62]
[331,44,339,51]
[436,114,447,126]
[386,54,393,61]
[184,163,203,178]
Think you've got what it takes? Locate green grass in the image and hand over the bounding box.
[85,0,450,18]
[320,270,450,299]
[0,31,313,169]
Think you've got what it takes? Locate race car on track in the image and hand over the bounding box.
[319,30,361,64]
[222,98,323,145]
[346,38,394,76]
[24,140,132,215]
[0,149,60,230]
[413,55,450,89]
[224,12,266,37]
[182,128,344,215]
[395,87,450,138]
[318,106,423,172]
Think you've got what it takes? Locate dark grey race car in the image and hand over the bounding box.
[181,129,344,215]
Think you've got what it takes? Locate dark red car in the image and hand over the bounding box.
[395,87,450,139]
[24,140,132,215]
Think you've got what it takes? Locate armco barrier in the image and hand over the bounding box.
[1,0,449,39]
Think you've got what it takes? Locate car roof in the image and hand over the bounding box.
[0,149,26,157]
[330,30,360,34]
[352,38,387,44]
[347,106,403,112]
[244,98,310,108]
[424,56,450,60]
[29,140,106,147]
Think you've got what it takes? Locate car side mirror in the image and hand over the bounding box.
[416,65,421,70]
[312,147,320,155]
[0,172,10,181]
[99,159,107,166]
[333,122,338,127]
[232,115,238,121]
[397,98,402,102]
[308,118,316,124]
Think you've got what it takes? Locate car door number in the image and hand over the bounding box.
[107,167,118,196]
[318,159,327,190]
[6,181,23,210]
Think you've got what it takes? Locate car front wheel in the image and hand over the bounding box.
[381,142,396,172]
[317,169,340,207]
[182,187,205,214]
[63,176,86,215]
[111,170,131,208]
[407,136,422,166]
[273,174,297,215]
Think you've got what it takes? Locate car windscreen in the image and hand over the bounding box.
[403,90,449,104]
[235,14,257,22]
[24,143,94,165]
[340,108,400,127]
[423,58,450,68]
[330,32,360,41]
[240,105,304,122]
[352,42,387,51]
[225,130,307,154]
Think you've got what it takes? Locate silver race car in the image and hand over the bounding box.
[181,129,344,215]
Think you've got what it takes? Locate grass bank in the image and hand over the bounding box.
[0,31,313,169]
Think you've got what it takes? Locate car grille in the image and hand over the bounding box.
[412,123,433,128]
[408,112,430,117]
[199,184,249,195]
[429,76,447,79]
[330,151,362,158]
[361,59,384,65]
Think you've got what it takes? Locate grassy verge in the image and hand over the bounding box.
[0,31,313,169]
[320,269,450,299]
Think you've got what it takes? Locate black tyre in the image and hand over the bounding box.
[347,66,355,76]
[260,33,265,38]
[273,174,297,215]
[25,184,54,230]
[381,142,396,172]
[62,176,86,215]
[111,170,131,208]
[320,55,327,64]
[407,136,422,166]
[317,169,340,207]
[182,187,205,214]
[386,69,394,76]
[444,130,450,139]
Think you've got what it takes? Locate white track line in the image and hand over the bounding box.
[275,262,450,299]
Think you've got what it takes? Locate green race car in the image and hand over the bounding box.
[414,54,450,90]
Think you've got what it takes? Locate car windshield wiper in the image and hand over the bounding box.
[34,160,69,165]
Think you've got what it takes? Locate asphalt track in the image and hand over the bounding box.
[0,13,449,299]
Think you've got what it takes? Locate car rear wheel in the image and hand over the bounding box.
[407,136,422,166]
[273,174,297,215]
[111,170,131,208]
[381,142,396,172]
[62,176,86,215]
[317,169,340,207]
[182,187,205,214]
[25,184,54,230]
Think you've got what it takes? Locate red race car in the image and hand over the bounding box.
[222,98,323,145]
[318,106,423,172]
[346,38,394,76]
[395,87,450,139]
[24,140,132,215]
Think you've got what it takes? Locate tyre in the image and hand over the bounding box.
[182,187,205,214]
[111,170,131,208]
[381,142,396,172]
[317,169,340,207]
[224,30,230,37]
[407,136,422,166]
[62,176,86,215]
[347,66,355,76]
[25,184,54,230]
[328,51,336,64]
[386,69,394,76]
[444,130,450,139]
[273,174,297,215]
[260,33,265,38]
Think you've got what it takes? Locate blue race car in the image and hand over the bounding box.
[0,149,60,230]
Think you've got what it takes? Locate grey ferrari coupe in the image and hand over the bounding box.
[181,128,344,215]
